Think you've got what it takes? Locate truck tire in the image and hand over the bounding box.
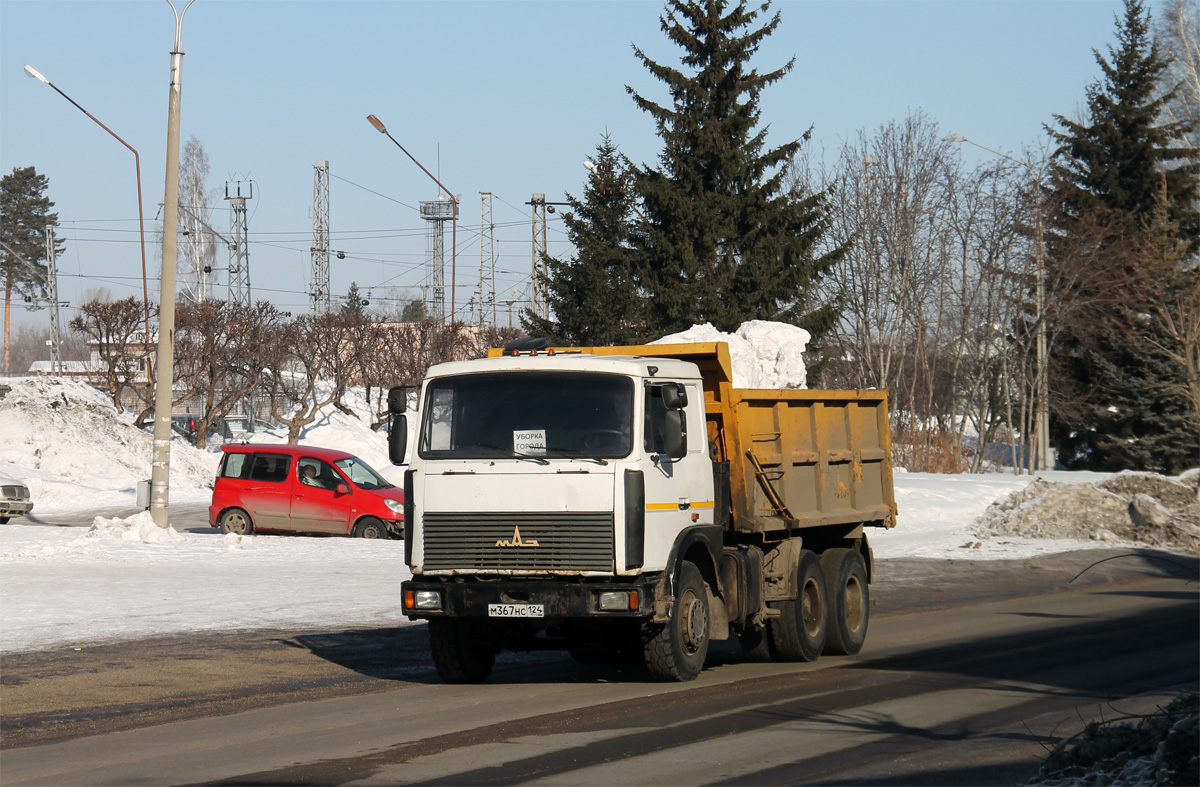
[428,618,495,684]
[642,561,709,681]
[820,548,869,655]
[770,549,827,662]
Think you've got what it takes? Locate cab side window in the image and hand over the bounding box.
[248,453,291,483]
[644,388,668,454]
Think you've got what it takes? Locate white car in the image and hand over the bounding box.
[0,473,33,524]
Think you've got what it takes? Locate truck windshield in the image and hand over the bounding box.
[419,371,634,460]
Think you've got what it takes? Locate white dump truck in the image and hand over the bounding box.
[388,340,896,682]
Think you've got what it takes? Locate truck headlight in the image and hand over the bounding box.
[404,589,442,611]
[598,590,638,611]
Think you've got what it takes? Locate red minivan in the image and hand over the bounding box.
[209,444,404,539]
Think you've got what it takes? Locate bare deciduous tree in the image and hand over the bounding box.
[178,136,218,304]
[174,300,286,448]
[68,297,156,418]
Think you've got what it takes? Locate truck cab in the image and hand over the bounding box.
[395,349,718,680]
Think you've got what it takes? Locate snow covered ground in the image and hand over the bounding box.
[0,330,1168,654]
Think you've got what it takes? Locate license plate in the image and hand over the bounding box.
[488,603,544,618]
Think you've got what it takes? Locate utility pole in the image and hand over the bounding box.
[310,160,331,315]
[477,191,495,327]
[527,194,568,322]
[45,225,62,375]
[225,180,252,309]
[150,0,196,529]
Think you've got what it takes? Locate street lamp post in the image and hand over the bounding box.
[944,133,1050,472]
[366,114,459,322]
[148,0,196,528]
[22,65,153,380]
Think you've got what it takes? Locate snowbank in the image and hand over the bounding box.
[652,320,810,389]
[975,470,1200,554]
[0,376,218,510]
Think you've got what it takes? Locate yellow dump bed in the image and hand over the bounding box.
[491,342,897,535]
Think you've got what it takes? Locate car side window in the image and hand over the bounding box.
[297,458,341,490]
[219,453,250,479]
[248,453,291,483]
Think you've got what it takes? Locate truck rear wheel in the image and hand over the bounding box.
[820,548,869,655]
[428,618,495,684]
[642,561,709,681]
[770,550,827,662]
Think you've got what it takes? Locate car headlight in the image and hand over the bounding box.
[384,498,404,514]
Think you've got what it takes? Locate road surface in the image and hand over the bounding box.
[2,549,1195,786]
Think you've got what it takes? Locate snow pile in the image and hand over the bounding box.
[974,470,1200,554]
[652,320,810,389]
[85,511,187,544]
[1029,691,1198,787]
[0,376,218,509]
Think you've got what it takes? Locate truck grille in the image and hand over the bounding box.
[422,512,614,572]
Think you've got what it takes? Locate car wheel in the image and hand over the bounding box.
[218,508,253,536]
[353,517,387,539]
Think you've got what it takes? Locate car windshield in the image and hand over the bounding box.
[333,456,392,490]
[419,371,634,460]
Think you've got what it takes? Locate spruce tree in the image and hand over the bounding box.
[1,166,62,375]
[1045,0,1200,473]
[627,0,843,337]
[341,282,365,317]
[523,133,645,345]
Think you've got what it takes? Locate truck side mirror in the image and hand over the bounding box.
[387,386,409,414]
[663,409,687,460]
[389,413,408,465]
[661,383,687,410]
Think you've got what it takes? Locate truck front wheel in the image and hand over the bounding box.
[428,618,495,684]
[642,560,709,681]
[820,548,869,655]
[770,550,827,662]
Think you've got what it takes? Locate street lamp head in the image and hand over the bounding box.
[943,134,966,143]
[583,160,597,172]
[367,114,387,134]
[23,64,49,84]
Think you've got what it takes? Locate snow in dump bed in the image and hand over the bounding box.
[652,320,810,389]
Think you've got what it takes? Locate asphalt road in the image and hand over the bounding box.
[20,502,216,532]
[2,549,1196,786]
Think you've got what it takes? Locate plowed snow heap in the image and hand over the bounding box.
[974,470,1200,555]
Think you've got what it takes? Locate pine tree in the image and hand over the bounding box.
[1,166,63,375]
[627,0,843,337]
[523,133,645,345]
[1045,0,1200,473]
[342,282,366,317]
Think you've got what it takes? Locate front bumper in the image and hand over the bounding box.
[0,500,33,518]
[401,576,659,620]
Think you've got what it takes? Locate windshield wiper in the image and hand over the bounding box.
[544,446,608,466]
[474,443,550,466]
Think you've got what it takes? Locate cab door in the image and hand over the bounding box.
[640,380,713,570]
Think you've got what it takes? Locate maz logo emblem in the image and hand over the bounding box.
[495,525,540,548]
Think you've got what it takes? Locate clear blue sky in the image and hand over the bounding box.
[2,0,1126,336]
